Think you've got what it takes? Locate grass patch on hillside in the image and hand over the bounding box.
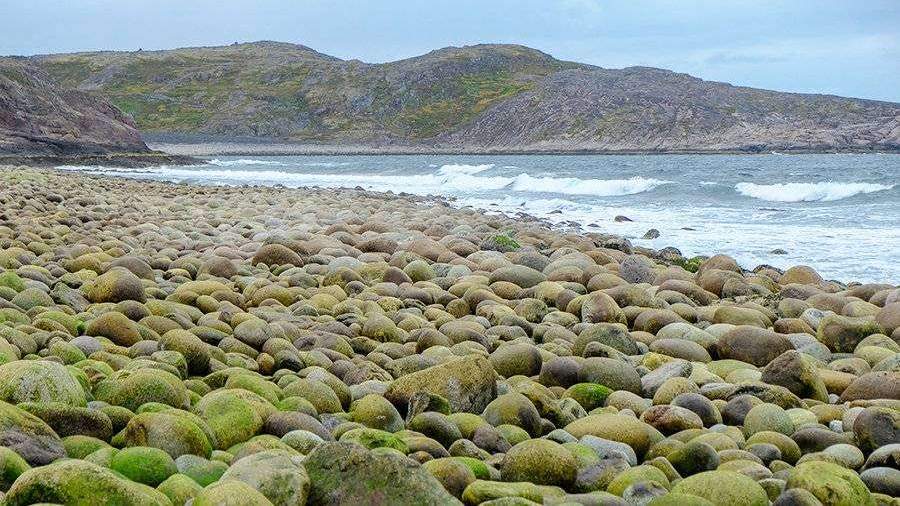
[398,72,532,138]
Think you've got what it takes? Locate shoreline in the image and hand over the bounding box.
[146,140,900,157]
[21,164,878,288]
[0,151,201,168]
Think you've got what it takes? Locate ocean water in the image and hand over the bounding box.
[58,154,900,284]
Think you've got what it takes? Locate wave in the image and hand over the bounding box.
[437,163,494,175]
[207,159,284,167]
[735,181,894,202]
[57,163,669,198]
[509,174,671,197]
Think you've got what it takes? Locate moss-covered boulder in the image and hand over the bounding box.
[607,464,670,496]
[158,473,203,505]
[817,314,884,353]
[501,439,577,488]
[17,401,113,440]
[95,368,188,412]
[84,268,147,303]
[338,427,408,453]
[671,470,769,506]
[4,459,170,505]
[0,400,65,465]
[564,413,662,458]
[461,479,566,504]
[174,454,228,486]
[85,311,142,346]
[220,449,310,506]
[385,355,497,414]
[563,383,613,411]
[0,271,25,292]
[0,360,86,406]
[194,389,276,450]
[122,411,213,458]
[350,393,404,432]
[0,446,30,490]
[759,350,828,402]
[109,445,177,486]
[159,329,210,375]
[194,479,275,506]
[786,461,875,506]
[305,442,461,504]
[482,392,542,437]
[423,457,478,498]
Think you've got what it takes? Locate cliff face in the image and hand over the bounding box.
[0,58,149,156]
[32,41,900,152]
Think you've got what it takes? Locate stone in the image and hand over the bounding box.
[786,461,874,506]
[671,470,769,506]
[385,355,497,414]
[501,439,577,488]
[109,446,178,486]
[84,268,146,303]
[304,442,461,505]
[3,459,170,506]
[760,350,828,402]
[0,360,86,406]
[220,449,310,506]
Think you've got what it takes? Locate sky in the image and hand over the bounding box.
[2,0,898,102]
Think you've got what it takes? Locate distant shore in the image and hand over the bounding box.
[147,140,900,158]
[0,151,200,168]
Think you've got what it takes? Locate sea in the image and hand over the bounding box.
[58,153,900,284]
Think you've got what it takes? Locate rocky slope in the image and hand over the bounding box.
[34,41,900,152]
[0,57,150,157]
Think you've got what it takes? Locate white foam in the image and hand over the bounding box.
[509,174,670,197]
[735,181,894,202]
[436,163,495,175]
[207,159,285,167]
[57,163,667,199]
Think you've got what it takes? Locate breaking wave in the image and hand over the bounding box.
[57,163,668,198]
[735,181,894,202]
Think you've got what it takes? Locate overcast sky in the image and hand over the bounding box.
[3,0,898,101]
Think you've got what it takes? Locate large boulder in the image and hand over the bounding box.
[0,360,86,406]
[0,400,65,465]
[786,461,875,506]
[220,449,310,506]
[84,267,146,303]
[817,314,884,353]
[759,350,828,402]
[671,470,768,506]
[385,355,496,414]
[304,442,461,505]
[4,459,170,505]
[716,326,793,367]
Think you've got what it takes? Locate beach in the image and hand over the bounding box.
[0,165,897,504]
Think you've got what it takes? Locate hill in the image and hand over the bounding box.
[0,57,150,157]
[32,41,900,153]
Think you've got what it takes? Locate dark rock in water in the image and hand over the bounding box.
[305,442,461,505]
[642,229,661,239]
[770,248,788,255]
[614,215,634,222]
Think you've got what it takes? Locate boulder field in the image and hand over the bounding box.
[0,166,897,505]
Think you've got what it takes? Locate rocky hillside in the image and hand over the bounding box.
[33,41,900,152]
[0,57,149,157]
